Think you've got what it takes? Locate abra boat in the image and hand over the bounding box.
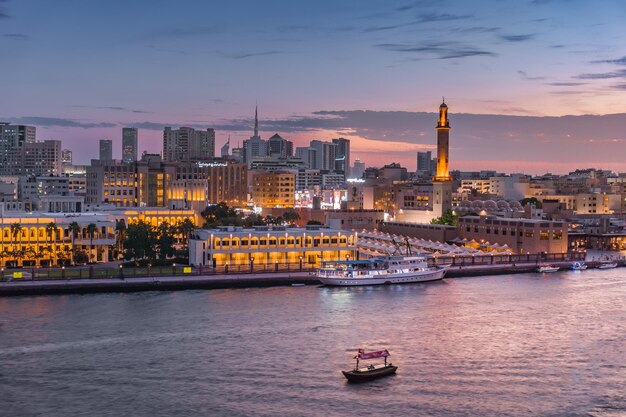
[571,262,587,271]
[342,349,397,382]
[317,256,446,286]
[597,261,618,269]
[537,264,559,273]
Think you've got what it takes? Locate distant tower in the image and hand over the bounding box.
[254,105,259,138]
[434,99,451,182]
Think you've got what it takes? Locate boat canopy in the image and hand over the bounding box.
[356,349,390,359]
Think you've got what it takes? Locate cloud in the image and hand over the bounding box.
[612,84,626,90]
[2,33,29,40]
[518,70,546,80]
[546,82,586,86]
[70,105,153,114]
[575,69,626,79]
[363,13,472,32]
[2,116,116,129]
[499,34,535,42]
[217,50,285,59]
[375,41,496,59]
[591,56,626,65]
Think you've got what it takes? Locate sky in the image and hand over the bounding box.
[1,0,626,174]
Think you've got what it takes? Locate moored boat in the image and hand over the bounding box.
[537,264,559,273]
[317,256,446,286]
[342,348,397,382]
[597,261,618,269]
[571,262,587,271]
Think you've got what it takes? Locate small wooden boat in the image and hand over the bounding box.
[342,348,397,382]
[571,262,588,271]
[537,265,559,273]
[597,262,618,269]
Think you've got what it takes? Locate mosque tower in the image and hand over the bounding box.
[434,98,451,182]
[431,99,452,218]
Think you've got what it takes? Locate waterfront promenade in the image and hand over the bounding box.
[0,253,617,296]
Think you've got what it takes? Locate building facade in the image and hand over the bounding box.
[99,139,113,161]
[251,171,295,208]
[122,127,138,164]
[163,127,215,162]
[189,225,357,268]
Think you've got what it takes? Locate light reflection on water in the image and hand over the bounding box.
[0,269,625,417]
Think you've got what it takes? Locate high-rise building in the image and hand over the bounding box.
[62,149,73,166]
[0,123,36,175]
[99,139,113,161]
[267,134,293,158]
[417,151,432,173]
[122,128,138,164]
[221,137,230,158]
[310,140,337,171]
[163,127,215,162]
[351,159,365,179]
[295,147,317,169]
[22,140,63,177]
[332,138,350,177]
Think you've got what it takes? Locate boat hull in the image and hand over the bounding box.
[597,263,617,269]
[342,365,398,382]
[318,268,446,286]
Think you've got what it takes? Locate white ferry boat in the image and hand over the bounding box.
[317,256,447,286]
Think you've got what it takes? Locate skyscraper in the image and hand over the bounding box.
[309,140,337,171]
[351,159,365,179]
[0,123,36,175]
[122,128,138,164]
[267,134,293,158]
[332,138,350,176]
[99,139,113,161]
[221,136,230,158]
[163,127,215,162]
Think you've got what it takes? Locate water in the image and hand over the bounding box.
[1,270,625,417]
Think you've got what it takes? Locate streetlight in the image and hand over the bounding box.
[250,256,255,272]
[118,264,124,279]
[299,255,303,270]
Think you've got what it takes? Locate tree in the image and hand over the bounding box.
[201,202,242,228]
[282,210,300,226]
[46,222,58,266]
[68,221,81,265]
[86,223,98,263]
[115,219,127,256]
[10,223,22,267]
[431,210,458,227]
[122,221,156,260]
[520,197,542,209]
[176,218,196,250]
[155,222,176,260]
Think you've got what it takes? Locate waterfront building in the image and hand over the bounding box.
[163,126,215,162]
[122,128,138,164]
[188,225,357,268]
[0,207,197,267]
[86,159,139,207]
[458,216,568,254]
[251,171,295,208]
[99,139,113,161]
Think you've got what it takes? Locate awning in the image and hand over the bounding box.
[357,349,390,359]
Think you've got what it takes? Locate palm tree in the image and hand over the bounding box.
[68,222,81,265]
[177,218,196,249]
[115,220,126,257]
[10,223,22,267]
[86,223,97,263]
[46,222,58,266]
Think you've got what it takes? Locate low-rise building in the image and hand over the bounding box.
[189,225,357,268]
[458,216,568,254]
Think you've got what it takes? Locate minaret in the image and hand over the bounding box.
[254,105,259,138]
[431,98,452,219]
[434,98,451,181]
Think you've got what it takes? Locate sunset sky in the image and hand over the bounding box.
[2,0,626,173]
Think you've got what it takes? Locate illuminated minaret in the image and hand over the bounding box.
[434,98,451,181]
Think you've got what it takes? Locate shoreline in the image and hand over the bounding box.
[0,260,618,296]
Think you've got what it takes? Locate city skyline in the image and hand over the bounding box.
[1,0,626,173]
